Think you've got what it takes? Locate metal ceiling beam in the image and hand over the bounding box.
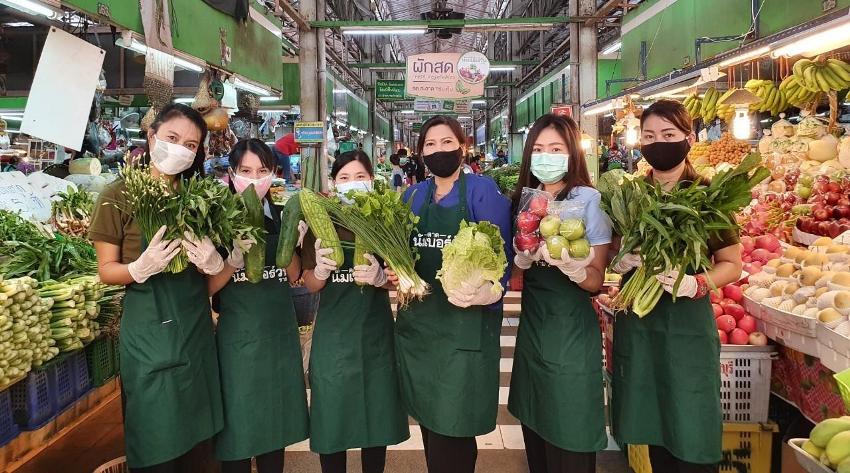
[584,0,630,26]
[275,0,312,31]
[310,16,574,29]
[348,60,539,68]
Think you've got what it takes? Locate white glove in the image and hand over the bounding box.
[312,238,338,281]
[446,281,502,308]
[226,238,255,270]
[656,269,698,298]
[512,243,539,270]
[182,232,225,275]
[297,220,309,248]
[612,252,642,274]
[540,246,595,284]
[127,225,182,283]
[353,253,388,287]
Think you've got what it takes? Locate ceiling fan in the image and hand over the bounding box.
[421,0,464,40]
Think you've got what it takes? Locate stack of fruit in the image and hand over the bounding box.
[682,93,702,120]
[514,196,592,260]
[793,57,850,95]
[712,284,767,345]
[779,74,820,109]
[796,176,850,238]
[744,79,788,116]
[700,87,721,123]
[797,416,850,471]
[705,133,753,166]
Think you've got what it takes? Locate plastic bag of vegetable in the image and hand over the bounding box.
[437,220,507,295]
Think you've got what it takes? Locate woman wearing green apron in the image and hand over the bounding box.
[388,116,513,473]
[206,139,309,473]
[507,114,612,473]
[90,104,224,472]
[301,150,409,473]
[610,100,742,473]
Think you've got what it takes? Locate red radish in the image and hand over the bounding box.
[718,330,728,344]
[529,196,549,218]
[723,285,743,303]
[517,212,541,233]
[755,234,781,252]
[514,232,540,252]
[709,289,723,304]
[750,248,771,264]
[724,303,746,321]
[730,328,750,345]
[716,315,736,332]
[737,315,757,333]
[748,332,768,346]
[712,304,723,317]
[740,236,755,254]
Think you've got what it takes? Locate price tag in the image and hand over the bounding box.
[834,231,850,245]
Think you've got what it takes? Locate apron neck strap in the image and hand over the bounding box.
[421,172,468,217]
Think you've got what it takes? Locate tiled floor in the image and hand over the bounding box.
[13,291,630,473]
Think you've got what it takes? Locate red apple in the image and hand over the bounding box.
[729,328,750,345]
[740,236,755,254]
[723,285,744,303]
[709,289,723,304]
[718,330,728,344]
[517,211,541,233]
[514,232,540,252]
[737,315,757,333]
[716,315,736,333]
[814,208,831,221]
[720,298,737,308]
[529,196,549,218]
[748,331,768,346]
[754,234,781,252]
[827,192,842,205]
[712,304,724,317]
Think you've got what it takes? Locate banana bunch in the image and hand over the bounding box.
[779,74,819,108]
[700,87,720,123]
[793,57,850,93]
[715,88,738,124]
[682,94,702,119]
[744,79,787,116]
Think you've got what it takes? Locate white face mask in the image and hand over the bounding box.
[150,136,197,175]
[232,173,274,199]
[335,180,373,204]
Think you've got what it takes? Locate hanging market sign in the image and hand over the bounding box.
[551,104,572,117]
[294,121,325,144]
[421,113,458,122]
[406,52,489,100]
[338,141,357,153]
[376,80,407,101]
[411,122,423,133]
[413,98,471,113]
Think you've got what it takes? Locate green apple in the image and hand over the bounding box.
[796,185,812,200]
[539,215,562,238]
[568,238,591,259]
[559,218,586,240]
[546,235,569,259]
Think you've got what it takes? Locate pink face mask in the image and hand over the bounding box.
[232,173,273,199]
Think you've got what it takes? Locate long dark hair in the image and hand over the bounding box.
[331,150,374,179]
[510,114,592,212]
[640,99,697,179]
[227,139,278,199]
[416,115,466,157]
[142,103,208,180]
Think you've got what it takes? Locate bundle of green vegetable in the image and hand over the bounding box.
[483,164,520,195]
[0,209,51,242]
[436,220,507,295]
[50,185,95,238]
[0,276,57,387]
[38,276,104,352]
[600,153,769,317]
[95,285,124,339]
[303,182,429,306]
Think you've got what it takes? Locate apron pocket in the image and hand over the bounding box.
[125,320,190,374]
[454,309,483,351]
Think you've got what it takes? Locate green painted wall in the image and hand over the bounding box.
[281,64,300,105]
[759,0,850,37]
[620,0,750,80]
[597,59,622,98]
[63,0,283,90]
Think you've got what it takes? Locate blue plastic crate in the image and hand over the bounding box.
[0,388,20,446]
[50,356,76,412]
[10,370,54,430]
[71,350,91,397]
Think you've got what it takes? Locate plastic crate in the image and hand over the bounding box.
[719,345,776,423]
[10,369,54,430]
[71,350,90,397]
[93,457,128,473]
[86,337,116,387]
[112,336,120,374]
[629,423,777,473]
[0,388,19,447]
[50,355,76,411]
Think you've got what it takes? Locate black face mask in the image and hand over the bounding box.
[423,149,463,178]
[640,139,691,171]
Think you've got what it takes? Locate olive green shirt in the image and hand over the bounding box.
[88,179,144,264]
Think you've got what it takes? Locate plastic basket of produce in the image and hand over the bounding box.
[0,388,19,447]
[93,456,128,473]
[761,320,820,357]
[10,369,54,430]
[86,337,116,387]
[71,350,90,397]
[788,439,833,473]
[629,423,777,473]
[49,355,76,412]
[719,345,776,423]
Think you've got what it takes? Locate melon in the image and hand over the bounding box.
[800,266,823,286]
[833,272,850,289]
[777,263,797,277]
[819,308,844,324]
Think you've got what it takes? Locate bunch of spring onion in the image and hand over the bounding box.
[119,164,184,272]
[62,275,104,344]
[50,185,95,238]
[0,276,57,386]
[600,153,769,317]
[38,277,103,352]
[305,183,429,307]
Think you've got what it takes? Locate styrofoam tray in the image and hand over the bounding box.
[742,295,766,320]
[762,320,820,357]
[818,323,850,358]
[788,439,833,473]
[818,343,850,373]
[762,304,818,337]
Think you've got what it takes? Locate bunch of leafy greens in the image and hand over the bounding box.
[437,220,507,295]
[311,180,428,307]
[600,153,769,317]
[483,164,520,194]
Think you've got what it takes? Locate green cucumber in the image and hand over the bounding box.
[242,184,266,283]
[276,194,303,268]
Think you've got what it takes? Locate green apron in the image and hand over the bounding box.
[120,267,223,468]
[611,289,722,464]
[309,241,410,454]
[395,173,502,437]
[507,263,606,452]
[214,215,310,461]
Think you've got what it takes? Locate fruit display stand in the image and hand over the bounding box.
[817,324,850,373]
[788,438,833,473]
[745,295,821,357]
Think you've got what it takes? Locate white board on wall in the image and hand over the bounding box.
[21,27,105,151]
